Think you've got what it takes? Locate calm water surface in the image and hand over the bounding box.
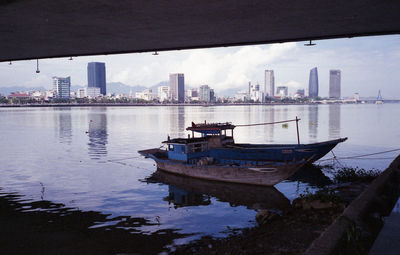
[0,104,399,250]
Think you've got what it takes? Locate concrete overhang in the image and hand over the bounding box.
[1,0,399,62]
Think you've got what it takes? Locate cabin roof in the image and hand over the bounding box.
[186,122,236,133]
[162,137,208,145]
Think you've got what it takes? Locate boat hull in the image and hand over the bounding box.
[211,138,347,164]
[139,149,305,186]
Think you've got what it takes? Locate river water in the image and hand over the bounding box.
[0,104,399,252]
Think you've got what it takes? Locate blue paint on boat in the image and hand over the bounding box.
[162,121,347,165]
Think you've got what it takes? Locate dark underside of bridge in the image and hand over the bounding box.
[1,0,399,62]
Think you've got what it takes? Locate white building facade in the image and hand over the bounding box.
[158,86,170,102]
[52,76,71,99]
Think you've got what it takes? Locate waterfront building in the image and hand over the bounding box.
[354,93,360,101]
[158,86,170,102]
[86,87,101,98]
[249,82,264,102]
[70,91,77,99]
[235,90,249,102]
[264,70,275,97]
[185,88,198,99]
[87,62,106,95]
[136,89,156,101]
[199,85,211,102]
[329,70,341,99]
[77,88,86,98]
[294,89,305,98]
[276,86,288,97]
[8,93,31,100]
[45,90,55,100]
[308,67,319,99]
[169,73,185,102]
[53,76,71,99]
[31,91,44,101]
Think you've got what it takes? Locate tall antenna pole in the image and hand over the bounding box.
[296,116,300,145]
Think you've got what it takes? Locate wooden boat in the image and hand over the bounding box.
[139,120,347,186]
[139,148,306,186]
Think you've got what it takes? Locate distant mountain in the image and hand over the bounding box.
[150,81,169,91]
[69,82,144,95]
[217,88,239,97]
[106,82,171,95]
[71,85,85,91]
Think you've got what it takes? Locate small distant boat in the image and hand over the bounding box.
[139,119,347,186]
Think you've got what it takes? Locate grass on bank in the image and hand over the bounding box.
[333,167,380,183]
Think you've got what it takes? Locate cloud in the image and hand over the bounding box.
[0,35,399,97]
[173,42,297,92]
[23,73,52,88]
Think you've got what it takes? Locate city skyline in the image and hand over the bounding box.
[0,35,399,98]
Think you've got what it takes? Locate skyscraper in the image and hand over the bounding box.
[199,85,211,102]
[308,67,319,99]
[169,73,184,102]
[329,70,341,99]
[52,76,71,99]
[264,70,275,97]
[87,62,106,95]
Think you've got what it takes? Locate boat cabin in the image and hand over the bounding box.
[163,122,235,163]
[187,121,235,147]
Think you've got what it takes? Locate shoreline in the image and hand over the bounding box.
[0,102,397,108]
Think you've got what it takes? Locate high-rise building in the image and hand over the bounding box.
[199,85,211,102]
[308,67,319,99]
[329,70,341,99]
[210,89,216,102]
[169,73,184,102]
[87,62,106,95]
[264,70,275,97]
[52,76,71,99]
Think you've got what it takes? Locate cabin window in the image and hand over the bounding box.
[193,143,203,152]
[168,144,174,151]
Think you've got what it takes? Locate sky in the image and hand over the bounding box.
[0,35,399,98]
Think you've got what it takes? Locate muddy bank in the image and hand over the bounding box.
[173,160,400,255]
[0,191,186,255]
[172,182,368,255]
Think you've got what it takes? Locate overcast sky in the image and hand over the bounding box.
[0,35,399,98]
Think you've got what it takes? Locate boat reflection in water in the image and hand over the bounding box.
[146,170,291,211]
[165,185,211,208]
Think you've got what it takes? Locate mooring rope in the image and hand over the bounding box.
[317,148,400,162]
[236,118,299,127]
